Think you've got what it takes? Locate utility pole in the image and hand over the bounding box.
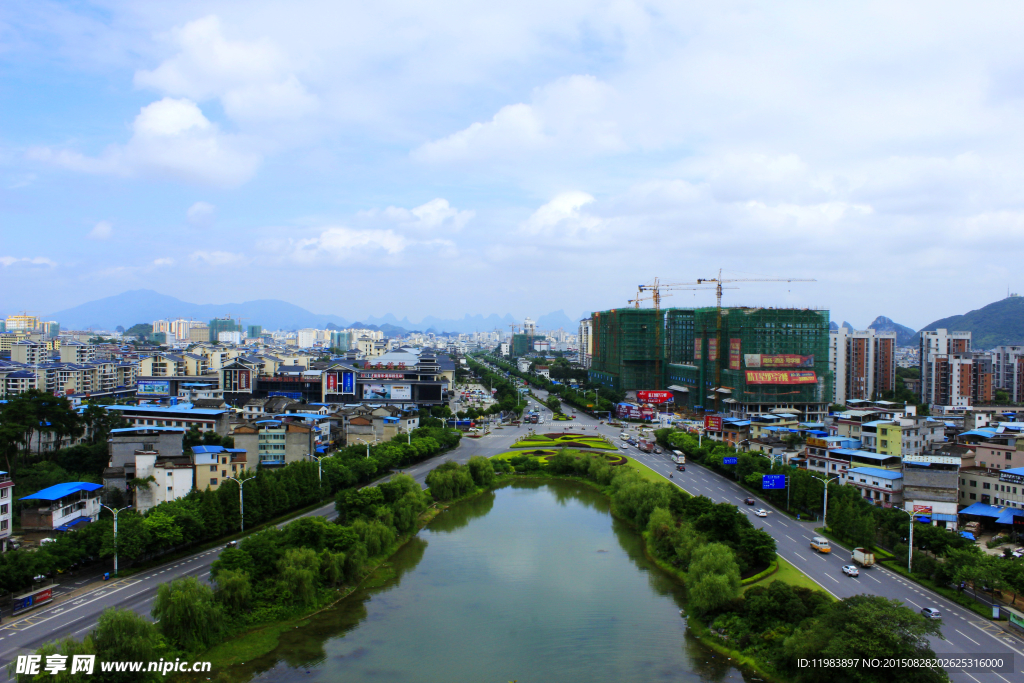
[810,474,840,527]
[306,452,327,483]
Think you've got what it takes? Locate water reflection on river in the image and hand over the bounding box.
[236,480,750,683]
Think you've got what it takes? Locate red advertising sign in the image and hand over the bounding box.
[637,390,674,404]
[729,339,741,370]
[326,373,338,392]
[694,338,702,361]
[708,338,718,361]
[744,354,814,368]
[704,415,723,431]
[239,369,250,390]
[913,505,933,514]
[745,370,818,385]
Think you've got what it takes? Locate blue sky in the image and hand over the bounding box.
[3,1,1024,328]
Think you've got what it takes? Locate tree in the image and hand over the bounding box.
[278,547,321,606]
[214,569,252,612]
[784,595,946,683]
[90,608,168,683]
[151,577,222,651]
[686,543,741,616]
[467,456,496,487]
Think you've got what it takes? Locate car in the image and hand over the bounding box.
[744,497,756,505]
[32,574,47,582]
[619,444,627,450]
[921,607,941,619]
[754,509,768,517]
[676,464,685,471]
[842,565,859,577]
[653,447,662,454]
[227,540,238,548]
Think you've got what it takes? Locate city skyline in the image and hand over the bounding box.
[4,2,1024,326]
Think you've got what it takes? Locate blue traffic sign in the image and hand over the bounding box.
[762,474,786,490]
[723,457,738,465]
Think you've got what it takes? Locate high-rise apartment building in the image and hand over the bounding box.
[208,317,239,343]
[5,314,39,331]
[578,318,593,368]
[829,328,897,404]
[919,329,979,407]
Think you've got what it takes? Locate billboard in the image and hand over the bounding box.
[723,457,738,465]
[694,339,702,360]
[362,384,412,400]
[224,369,251,392]
[637,390,674,404]
[729,339,741,370]
[342,371,355,394]
[744,354,814,368]
[708,338,718,361]
[912,505,933,514]
[137,380,171,397]
[745,370,818,385]
[326,372,338,392]
[763,474,786,490]
[704,415,723,431]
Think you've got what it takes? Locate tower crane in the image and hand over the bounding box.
[691,269,815,309]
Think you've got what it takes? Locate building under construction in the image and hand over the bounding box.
[511,333,539,356]
[589,306,833,422]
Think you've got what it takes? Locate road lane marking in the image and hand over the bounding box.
[866,574,881,583]
[785,535,796,542]
[955,629,980,646]
[905,598,922,608]
[825,575,840,583]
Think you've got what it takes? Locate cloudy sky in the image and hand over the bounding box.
[2,1,1023,328]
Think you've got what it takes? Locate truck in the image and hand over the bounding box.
[671,450,686,464]
[528,413,539,424]
[637,428,656,453]
[851,547,875,567]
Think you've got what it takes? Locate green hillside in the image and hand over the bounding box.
[920,296,1024,349]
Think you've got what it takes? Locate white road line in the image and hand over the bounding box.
[994,672,1011,683]
[955,629,981,646]
[794,553,808,562]
[826,575,840,583]
[866,574,881,583]
[905,598,922,608]
[964,673,981,683]
[785,535,796,542]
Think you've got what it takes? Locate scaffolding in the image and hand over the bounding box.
[590,308,665,390]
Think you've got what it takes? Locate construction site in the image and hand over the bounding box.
[588,273,832,422]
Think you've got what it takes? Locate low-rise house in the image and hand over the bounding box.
[841,466,903,508]
[193,446,248,491]
[232,420,314,467]
[20,482,102,531]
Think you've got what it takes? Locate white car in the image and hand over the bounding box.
[754,509,768,517]
[842,565,860,577]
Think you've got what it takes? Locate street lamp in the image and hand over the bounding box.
[101,504,131,577]
[306,452,327,483]
[354,436,379,458]
[809,474,841,528]
[223,474,255,532]
[895,507,916,573]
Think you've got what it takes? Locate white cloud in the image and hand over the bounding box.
[186,201,216,226]
[278,227,408,264]
[153,258,175,267]
[135,16,318,122]
[522,191,603,237]
[413,75,623,164]
[87,220,113,240]
[189,250,246,266]
[28,98,261,187]
[375,198,475,232]
[0,256,56,267]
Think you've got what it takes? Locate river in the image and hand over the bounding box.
[233,479,750,683]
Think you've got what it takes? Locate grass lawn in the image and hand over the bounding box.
[623,456,668,484]
[205,618,311,667]
[746,556,830,595]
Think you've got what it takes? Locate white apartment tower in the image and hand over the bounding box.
[828,328,897,404]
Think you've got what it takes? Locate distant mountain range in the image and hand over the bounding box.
[867,316,917,346]
[919,296,1024,349]
[42,289,581,336]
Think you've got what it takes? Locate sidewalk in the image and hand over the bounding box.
[0,576,132,630]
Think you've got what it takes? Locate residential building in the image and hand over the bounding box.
[209,317,239,343]
[841,466,903,508]
[104,404,233,435]
[919,329,977,407]
[133,451,194,513]
[189,325,210,342]
[901,457,960,529]
[957,467,1024,507]
[20,482,102,531]
[103,426,185,492]
[232,421,315,467]
[828,328,896,404]
[5,314,39,331]
[58,341,96,364]
[993,346,1024,398]
[193,446,248,491]
[517,358,531,373]
[0,472,13,546]
[11,341,50,366]
[499,342,510,357]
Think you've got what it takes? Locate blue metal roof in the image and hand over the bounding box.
[191,445,226,454]
[55,517,92,531]
[960,428,998,438]
[109,426,185,433]
[996,509,1024,525]
[21,482,102,501]
[958,502,1004,518]
[1003,467,1024,477]
[847,467,902,480]
[105,404,227,416]
[832,448,896,461]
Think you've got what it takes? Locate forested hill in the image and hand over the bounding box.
[919,296,1024,349]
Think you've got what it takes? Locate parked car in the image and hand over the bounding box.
[842,565,860,577]
[744,497,756,505]
[754,509,768,517]
[921,607,941,619]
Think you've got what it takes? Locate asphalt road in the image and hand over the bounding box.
[1,369,1019,682]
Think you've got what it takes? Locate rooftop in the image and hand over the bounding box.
[21,482,102,502]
